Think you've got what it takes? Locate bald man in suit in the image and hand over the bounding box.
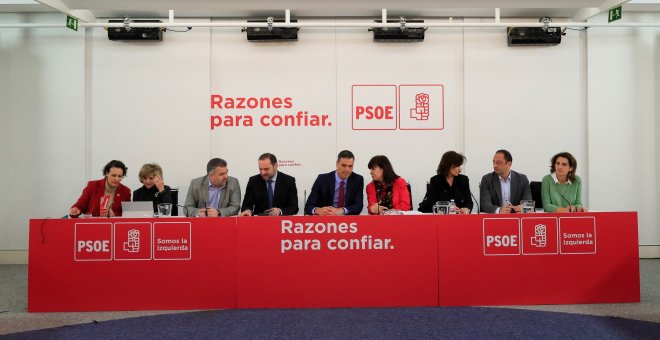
[240,153,299,216]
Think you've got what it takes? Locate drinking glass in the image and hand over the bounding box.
[521,200,535,214]
[157,203,173,217]
[432,201,449,215]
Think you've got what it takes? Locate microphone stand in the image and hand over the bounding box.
[471,193,480,214]
[303,189,307,216]
[177,205,191,217]
[201,199,208,217]
[376,186,381,215]
[559,193,575,212]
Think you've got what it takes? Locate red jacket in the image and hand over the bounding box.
[366,177,411,214]
[71,178,131,217]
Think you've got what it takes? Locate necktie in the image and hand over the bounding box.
[338,180,345,208]
[267,180,274,208]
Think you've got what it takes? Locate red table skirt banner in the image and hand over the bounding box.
[28,218,237,312]
[28,212,639,312]
[236,215,439,308]
[436,213,639,305]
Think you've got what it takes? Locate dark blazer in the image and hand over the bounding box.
[241,171,299,216]
[418,174,473,213]
[479,170,532,213]
[133,185,176,216]
[71,178,131,217]
[304,171,364,215]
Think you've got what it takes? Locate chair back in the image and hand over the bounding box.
[170,188,179,216]
[529,181,543,209]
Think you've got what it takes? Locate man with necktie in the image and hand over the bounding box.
[240,153,299,216]
[304,150,364,216]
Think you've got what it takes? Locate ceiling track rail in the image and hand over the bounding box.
[2,6,659,29]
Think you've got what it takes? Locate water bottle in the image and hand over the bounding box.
[448,199,457,214]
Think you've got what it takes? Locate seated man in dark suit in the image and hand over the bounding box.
[479,149,532,213]
[304,150,364,215]
[240,153,299,216]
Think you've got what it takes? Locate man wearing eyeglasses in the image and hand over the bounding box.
[479,149,532,214]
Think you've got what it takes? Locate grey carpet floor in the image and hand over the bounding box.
[1,259,658,335]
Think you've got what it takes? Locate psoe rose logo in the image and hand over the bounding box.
[410,93,430,120]
[399,84,444,130]
[124,229,140,253]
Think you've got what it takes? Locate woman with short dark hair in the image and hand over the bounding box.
[366,155,411,214]
[69,160,131,217]
[418,151,473,214]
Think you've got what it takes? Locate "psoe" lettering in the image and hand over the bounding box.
[355,106,393,120]
[486,235,518,247]
[77,240,110,252]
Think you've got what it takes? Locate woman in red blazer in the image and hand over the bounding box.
[366,155,411,214]
[69,160,132,217]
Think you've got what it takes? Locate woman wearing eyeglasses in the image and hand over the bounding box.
[69,160,132,217]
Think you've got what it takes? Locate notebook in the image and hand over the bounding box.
[121,201,154,218]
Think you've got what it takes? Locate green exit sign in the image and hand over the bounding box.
[66,15,78,31]
[608,6,622,23]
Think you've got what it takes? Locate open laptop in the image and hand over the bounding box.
[121,201,154,218]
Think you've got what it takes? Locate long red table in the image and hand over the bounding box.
[28,212,639,312]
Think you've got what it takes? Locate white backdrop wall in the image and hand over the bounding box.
[463,18,586,207]
[587,12,660,246]
[1,12,659,257]
[210,20,338,204]
[210,18,465,210]
[337,19,465,210]
[89,19,212,212]
[1,13,86,251]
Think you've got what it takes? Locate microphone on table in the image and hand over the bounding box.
[559,193,575,212]
[200,198,208,217]
[471,192,480,214]
[177,205,194,217]
[376,186,382,215]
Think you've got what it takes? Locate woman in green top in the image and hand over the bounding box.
[541,152,586,213]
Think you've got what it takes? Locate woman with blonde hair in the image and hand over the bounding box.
[133,163,175,215]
